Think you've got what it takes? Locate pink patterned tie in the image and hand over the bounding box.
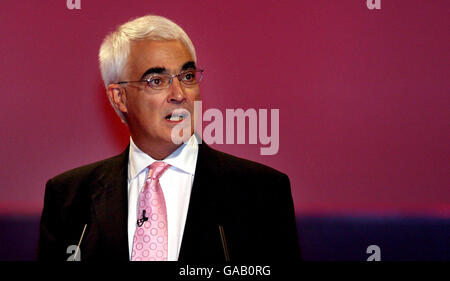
[131,161,170,261]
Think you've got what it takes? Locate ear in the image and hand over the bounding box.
[107,84,128,114]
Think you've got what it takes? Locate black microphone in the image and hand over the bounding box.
[218,224,230,262]
[137,210,148,227]
[68,224,87,261]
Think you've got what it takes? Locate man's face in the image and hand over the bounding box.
[116,40,200,153]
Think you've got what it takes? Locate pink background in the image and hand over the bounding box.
[0,0,448,216]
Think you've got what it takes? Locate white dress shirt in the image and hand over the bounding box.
[127,135,199,261]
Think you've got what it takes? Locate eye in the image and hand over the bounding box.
[148,75,164,88]
[150,78,161,85]
[182,71,196,82]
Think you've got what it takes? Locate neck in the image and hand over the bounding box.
[131,136,182,160]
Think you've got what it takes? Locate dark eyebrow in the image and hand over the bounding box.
[139,61,196,80]
[181,61,196,71]
[140,67,166,80]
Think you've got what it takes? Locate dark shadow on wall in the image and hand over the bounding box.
[1,215,449,261]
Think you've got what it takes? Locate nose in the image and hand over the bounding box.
[167,76,186,104]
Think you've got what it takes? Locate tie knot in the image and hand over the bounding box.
[147,161,170,180]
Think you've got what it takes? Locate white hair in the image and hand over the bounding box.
[99,15,197,124]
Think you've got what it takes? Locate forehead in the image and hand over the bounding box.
[127,40,193,74]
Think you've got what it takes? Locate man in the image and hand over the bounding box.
[38,15,300,262]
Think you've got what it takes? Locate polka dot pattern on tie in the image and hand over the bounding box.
[131,161,170,261]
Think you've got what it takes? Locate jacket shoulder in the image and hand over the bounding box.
[46,148,128,195]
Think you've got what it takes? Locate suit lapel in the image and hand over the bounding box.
[178,143,227,262]
[88,146,130,261]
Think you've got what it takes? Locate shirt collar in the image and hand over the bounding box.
[128,134,199,181]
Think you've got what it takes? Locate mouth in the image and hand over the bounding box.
[164,109,189,123]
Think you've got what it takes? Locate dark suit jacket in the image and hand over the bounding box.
[38,143,301,262]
